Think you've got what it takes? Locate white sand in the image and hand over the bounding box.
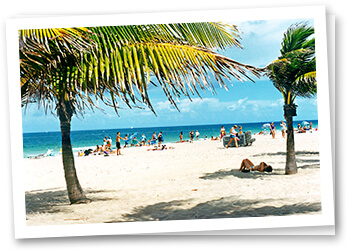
[24,131,321,225]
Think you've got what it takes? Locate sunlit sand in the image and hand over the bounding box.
[25,131,321,225]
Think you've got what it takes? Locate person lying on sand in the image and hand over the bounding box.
[147,145,174,151]
[211,136,219,140]
[239,158,273,172]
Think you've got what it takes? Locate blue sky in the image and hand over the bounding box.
[22,18,318,133]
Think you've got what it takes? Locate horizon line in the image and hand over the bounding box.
[23,118,319,134]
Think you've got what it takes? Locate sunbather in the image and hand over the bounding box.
[239,158,273,172]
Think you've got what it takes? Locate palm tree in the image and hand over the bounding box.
[20,23,260,204]
[265,22,317,175]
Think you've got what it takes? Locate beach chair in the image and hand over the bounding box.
[244,131,256,146]
[222,131,255,147]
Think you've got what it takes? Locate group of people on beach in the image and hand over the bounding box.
[178,130,201,143]
[76,128,275,174]
[219,125,243,148]
[256,120,315,138]
[295,122,314,133]
[78,131,167,157]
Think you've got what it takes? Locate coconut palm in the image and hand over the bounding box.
[265,22,316,174]
[20,23,260,204]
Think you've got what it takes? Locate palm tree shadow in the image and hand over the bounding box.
[25,188,118,215]
[252,151,319,157]
[107,196,321,222]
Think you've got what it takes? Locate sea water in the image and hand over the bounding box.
[22,120,318,158]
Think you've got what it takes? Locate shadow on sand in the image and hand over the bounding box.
[252,150,319,157]
[25,188,117,215]
[199,169,281,180]
[105,196,321,223]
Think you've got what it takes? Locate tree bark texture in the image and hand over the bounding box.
[58,100,90,204]
[285,114,298,175]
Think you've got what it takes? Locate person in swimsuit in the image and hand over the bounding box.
[238,125,243,135]
[239,158,273,172]
[189,130,194,143]
[124,134,129,148]
[157,132,164,147]
[116,132,124,155]
[151,132,157,145]
[141,134,147,146]
[270,122,276,138]
[280,120,286,138]
[226,125,239,148]
[220,126,226,141]
[195,130,200,140]
[179,131,184,142]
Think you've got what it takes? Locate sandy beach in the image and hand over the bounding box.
[24,131,321,225]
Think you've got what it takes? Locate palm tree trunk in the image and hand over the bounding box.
[285,113,298,175]
[58,100,90,204]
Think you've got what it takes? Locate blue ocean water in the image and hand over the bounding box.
[22,120,318,158]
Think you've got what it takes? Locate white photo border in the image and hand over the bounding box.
[6,5,334,238]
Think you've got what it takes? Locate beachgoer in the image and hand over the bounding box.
[103,136,107,147]
[116,132,124,155]
[157,131,164,147]
[297,124,301,131]
[195,130,200,140]
[238,126,243,135]
[258,130,264,135]
[151,132,157,146]
[280,120,286,138]
[310,122,313,130]
[179,131,184,142]
[93,145,100,154]
[211,136,219,141]
[147,145,174,151]
[270,122,276,138]
[239,158,273,172]
[189,130,194,143]
[220,126,226,141]
[106,137,112,149]
[226,125,239,148]
[141,134,146,146]
[124,134,129,148]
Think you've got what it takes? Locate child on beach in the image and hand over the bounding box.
[239,158,273,172]
[106,137,112,150]
[116,132,124,155]
[124,134,129,148]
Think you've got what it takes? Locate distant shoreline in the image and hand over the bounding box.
[23,119,319,134]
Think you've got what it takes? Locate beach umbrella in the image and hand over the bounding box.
[130,132,138,139]
[301,121,309,126]
[262,123,271,128]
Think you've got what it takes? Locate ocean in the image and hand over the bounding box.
[22,120,318,158]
